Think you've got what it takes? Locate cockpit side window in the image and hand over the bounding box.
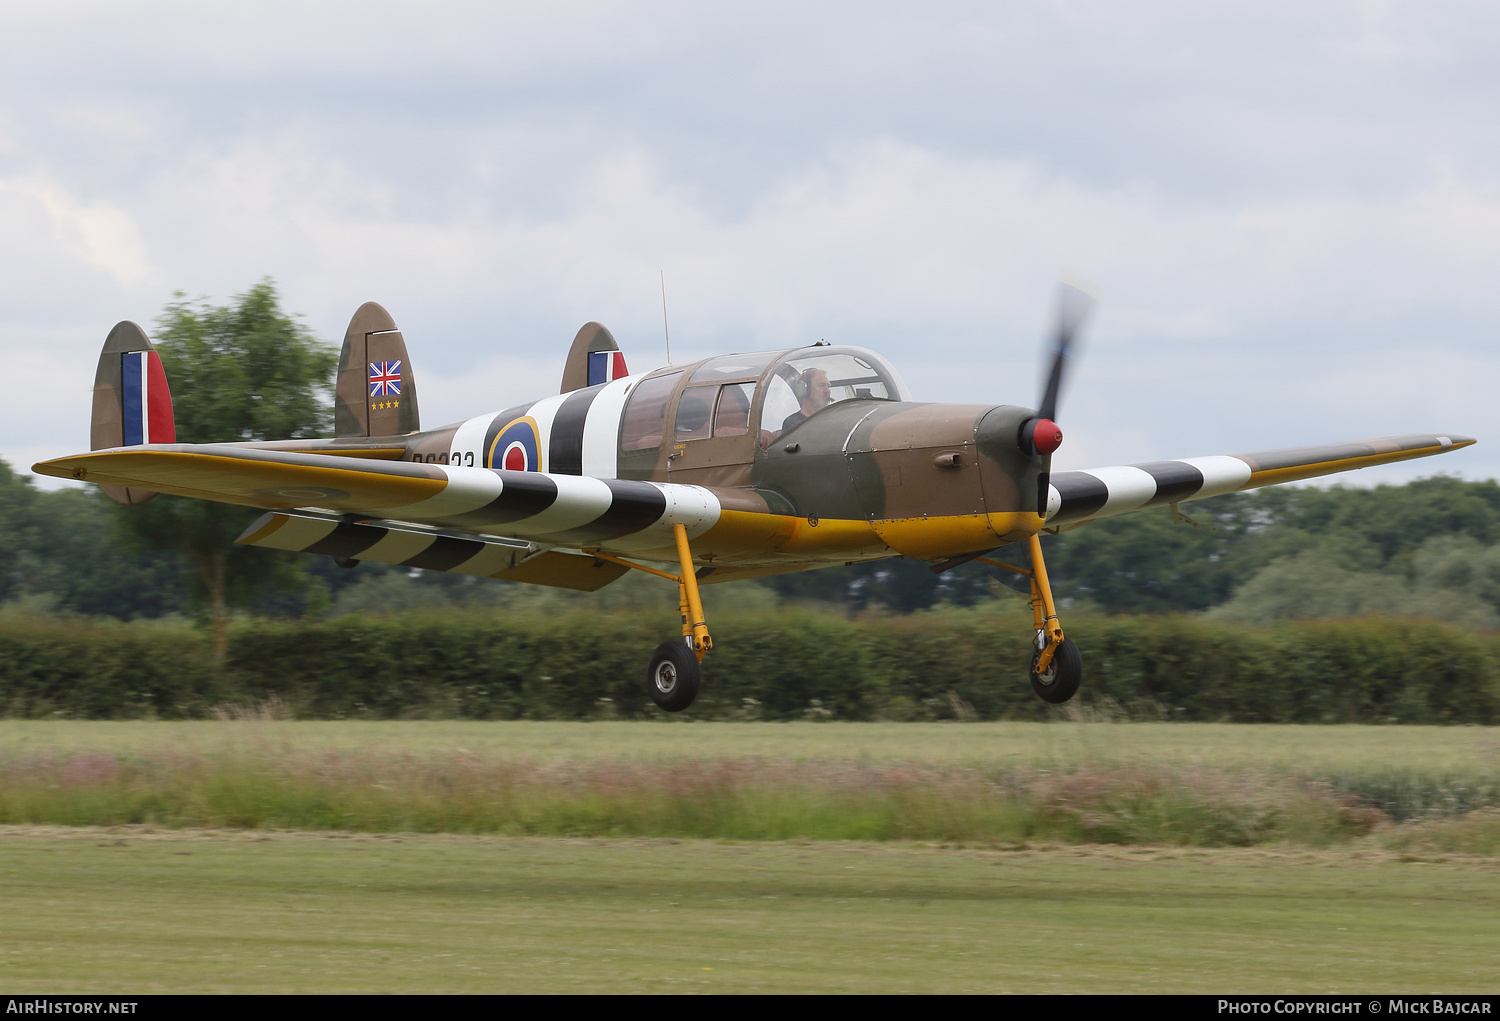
[675,385,716,442]
[675,382,756,442]
[620,371,682,451]
[713,383,754,437]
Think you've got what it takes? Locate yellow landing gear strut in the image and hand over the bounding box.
[672,524,713,662]
[586,523,713,713]
[977,533,1082,704]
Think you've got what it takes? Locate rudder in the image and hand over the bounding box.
[90,320,176,505]
[560,322,628,393]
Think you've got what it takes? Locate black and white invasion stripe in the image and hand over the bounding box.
[1045,435,1468,527]
[361,464,721,550]
[445,373,640,477]
[1046,456,1252,526]
[238,512,541,577]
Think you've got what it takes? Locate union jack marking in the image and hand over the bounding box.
[369,361,402,397]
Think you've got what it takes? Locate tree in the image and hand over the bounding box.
[0,460,42,602]
[32,485,188,618]
[115,280,338,658]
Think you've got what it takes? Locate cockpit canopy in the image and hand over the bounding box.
[618,344,911,457]
[757,346,911,445]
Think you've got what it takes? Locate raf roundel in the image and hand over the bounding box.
[488,416,541,472]
[501,442,526,471]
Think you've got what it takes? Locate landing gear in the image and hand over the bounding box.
[978,532,1083,705]
[586,523,714,714]
[1030,636,1081,704]
[647,641,701,712]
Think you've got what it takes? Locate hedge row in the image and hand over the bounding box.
[0,608,1495,723]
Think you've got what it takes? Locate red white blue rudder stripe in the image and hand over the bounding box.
[120,351,175,445]
[587,351,628,387]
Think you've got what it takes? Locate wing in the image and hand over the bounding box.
[237,510,630,591]
[31,443,872,577]
[32,443,722,552]
[33,431,1477,573]
[1045,433,1476,529]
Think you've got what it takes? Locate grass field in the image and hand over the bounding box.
[2,722,1498,992]
[4,719,1498,771]
[2,721,1499,844]
[1,828,1496,994]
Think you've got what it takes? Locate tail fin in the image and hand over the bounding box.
[560,322,628,393]
[90,321,175,505]
[333,302,420,438]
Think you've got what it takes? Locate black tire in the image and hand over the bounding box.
[1030,637,1082,704]
[647,641,702,713]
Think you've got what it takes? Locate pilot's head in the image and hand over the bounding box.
[799,369,832,414]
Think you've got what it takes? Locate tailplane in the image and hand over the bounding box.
[90,321,175,505]
[333,302,421,438]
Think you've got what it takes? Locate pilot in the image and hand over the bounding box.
[780,368,832,433]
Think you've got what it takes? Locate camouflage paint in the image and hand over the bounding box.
[47,305,1478,587]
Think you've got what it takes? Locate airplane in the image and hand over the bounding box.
[34,287,1475,711]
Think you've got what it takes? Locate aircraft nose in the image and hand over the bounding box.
[1023,418,1063,455]
[975,404,1054,519]
[975,405,1040,465]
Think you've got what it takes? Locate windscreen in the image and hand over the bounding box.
[758,347,909,445]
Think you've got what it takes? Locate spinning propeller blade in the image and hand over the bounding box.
[1038,279,1096,423]
[1020,278,1096,457]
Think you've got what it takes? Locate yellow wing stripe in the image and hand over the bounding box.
[1048,433,1475,528]
[1241,439,1475,488]
[33,448,446,511]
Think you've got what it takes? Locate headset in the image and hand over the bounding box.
[790,368,824,402]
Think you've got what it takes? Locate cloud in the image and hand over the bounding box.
[0,177,153,286]
[1,4,1495,489]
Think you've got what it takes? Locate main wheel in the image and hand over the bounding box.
[646,641,702,713]
[1029,637,1082,704]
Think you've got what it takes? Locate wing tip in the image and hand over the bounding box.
[31,457,80,480]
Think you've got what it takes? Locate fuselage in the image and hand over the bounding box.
[48,327,1476,585]
[263,344,1052,571]
[42,306,1477,594]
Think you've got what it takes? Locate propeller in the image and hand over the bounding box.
[1019,279,1096,457]
[929,281,1097,575]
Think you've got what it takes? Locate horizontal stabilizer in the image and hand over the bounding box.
[1047,433,1476,528]
[237,511,626,590]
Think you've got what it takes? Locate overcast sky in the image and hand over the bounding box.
[2,1,1496,488]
